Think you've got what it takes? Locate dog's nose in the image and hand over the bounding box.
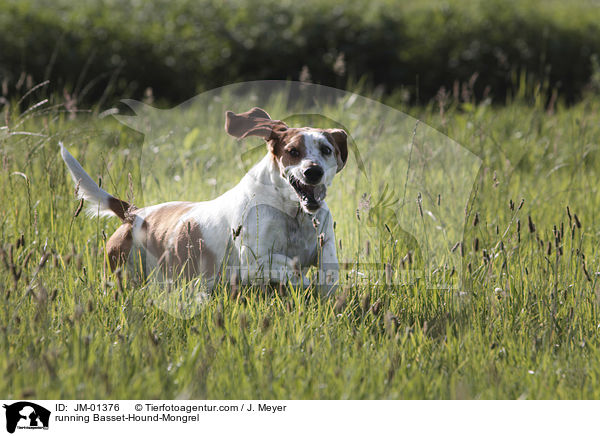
[304,165,324,184]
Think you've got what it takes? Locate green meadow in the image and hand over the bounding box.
[2,80,600,399]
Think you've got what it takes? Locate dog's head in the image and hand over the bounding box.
[225,107,348,213]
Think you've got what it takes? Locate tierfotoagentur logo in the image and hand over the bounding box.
[2,402,50,433]
[88,80,482,317]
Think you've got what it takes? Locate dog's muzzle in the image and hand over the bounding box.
[289,174,327,212]
[303,165,324,184]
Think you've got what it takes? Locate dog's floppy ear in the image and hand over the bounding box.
[225,107,287,140]
[325,129,348,172]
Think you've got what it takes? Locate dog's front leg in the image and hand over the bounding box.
[316,215,340,298]
[241,253,310,289]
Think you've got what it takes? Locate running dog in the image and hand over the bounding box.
[60,107,347,296]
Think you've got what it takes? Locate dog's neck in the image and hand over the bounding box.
[244,153,307,217]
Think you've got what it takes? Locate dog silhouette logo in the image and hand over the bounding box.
[2,402,50,433]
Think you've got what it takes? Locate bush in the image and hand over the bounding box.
[1,0,599,106]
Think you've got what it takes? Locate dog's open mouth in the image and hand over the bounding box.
[289,175,326,212]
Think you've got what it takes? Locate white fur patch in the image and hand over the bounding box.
[301,131,338,186]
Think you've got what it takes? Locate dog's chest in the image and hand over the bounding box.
[241,204,320,266]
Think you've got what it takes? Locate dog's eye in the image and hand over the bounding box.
[321,146,332,156]
[287,148,300,158]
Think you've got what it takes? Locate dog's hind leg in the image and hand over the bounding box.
[106,223,133,272]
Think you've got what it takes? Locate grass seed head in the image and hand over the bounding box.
[35,285,48,305]
[312,217,320,229]
[215,302,225,329]
[36,252,49,271]
[371,299,382,316]
[261,315,271,332]
[360,293,371,314]
[319,233,325,247]
[334,292,347,314]
[385,262,392,285]
[73,304,84,322]
[73,198,83,218]
[583,261,592,282]
[239,311,249,330]
[230,273,240,300]
[384,311,400,337]
[73,179,80,198]
[560,222,564,240]
[149,330,159,346]
[21,388,35,399]
[114,267,124,296]
[528,215,536,233]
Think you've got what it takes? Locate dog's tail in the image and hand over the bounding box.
[60,142,133,222]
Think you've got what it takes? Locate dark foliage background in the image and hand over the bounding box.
[1,0,599,106]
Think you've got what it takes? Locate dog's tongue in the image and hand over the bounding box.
[303,185,327,212]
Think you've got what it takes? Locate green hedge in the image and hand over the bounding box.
[1,0,599,105]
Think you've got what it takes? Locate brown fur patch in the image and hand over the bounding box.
[108,196,133,222]
[139,203,193,261]
[271,130,306,170]
[225,107,274,138]
[138,203,215,279]
[106,223,133,271]
[105,202,216,280]
[173,219,216,280]
[322,129,348,172]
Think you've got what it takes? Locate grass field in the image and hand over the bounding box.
[2,81,600,399]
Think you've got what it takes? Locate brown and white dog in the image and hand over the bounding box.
[60,107,347,296]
